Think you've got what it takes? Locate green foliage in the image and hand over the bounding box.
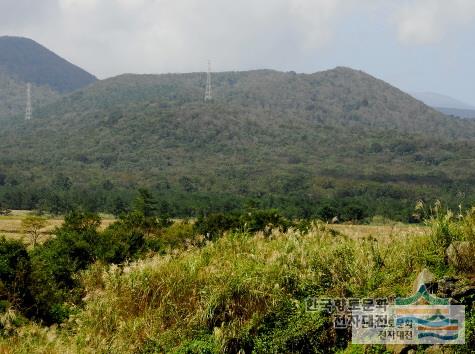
[28,211,102,323]
[0,204,11,216]
[0,209,474,353]
[251,300,336,353]
[240,208,292,235]
[2,68,475,219]
[134,188,159,217]
[0,237,31,311]
[173,337,218,354]
[194,213,241,240]
[154,220,196,250]
[194,209,293,239]
[62,209,101,233]
[99,214,146,263]
[464,308,475,352]
[21,215,47,247]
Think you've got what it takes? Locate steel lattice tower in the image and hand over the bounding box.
[205,60,212,101]
[25,83,32,120]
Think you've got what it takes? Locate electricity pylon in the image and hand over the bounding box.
[25,83,32,120]
[205,60,212,101]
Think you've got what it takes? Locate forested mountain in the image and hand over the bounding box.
[2,67,475,219]
[0,36,96,120]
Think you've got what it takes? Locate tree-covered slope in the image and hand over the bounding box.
[1,67,475,218]
[0,67,59,120]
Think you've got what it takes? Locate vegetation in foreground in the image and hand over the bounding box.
[0,198,474,353]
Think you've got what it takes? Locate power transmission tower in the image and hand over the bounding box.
[25,83,32,120]
[205,60,212,101]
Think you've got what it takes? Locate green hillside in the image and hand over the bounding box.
[0,68,59,120]
[1,67,475,219]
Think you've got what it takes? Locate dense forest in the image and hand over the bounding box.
[1,67,475,220]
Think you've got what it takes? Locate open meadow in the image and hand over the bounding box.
[0,211,427,245]
[0,211,115,244]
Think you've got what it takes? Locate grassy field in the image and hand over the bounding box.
[0,208,473,353]
[0,213,427,245]
[0,211,115,244]
[330,224,427,239]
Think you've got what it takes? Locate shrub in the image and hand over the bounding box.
[240,209,291,236]
[0,237,31,312]
[316,205,338,222]
[194,209,293,239]
[194,213,240,240]
[28,210,102,323]
[250,299,336,353]
[158,220,196,250]
[99,216,146,263]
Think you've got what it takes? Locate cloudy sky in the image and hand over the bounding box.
[1,0,475,105]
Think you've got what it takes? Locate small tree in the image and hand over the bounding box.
[0,202,11,216]
[133,188,158,217]
[21,215,47,247]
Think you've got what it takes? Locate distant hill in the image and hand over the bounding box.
[1,67,475,219]
[436,107,475,119]
[0,36,97,121]
[410,91,475,110]
[0,36,97,93]
[410,91,475,119]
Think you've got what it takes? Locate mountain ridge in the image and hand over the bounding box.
[2,66,475,218]
[0,36,97,93]
[411,91,475,110]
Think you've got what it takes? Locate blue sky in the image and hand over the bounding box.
[1,0,475,105]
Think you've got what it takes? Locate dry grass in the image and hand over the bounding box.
[0,215,115,244]
[0,213,425,245]
[0,223,434,353]
[330,224,428,240]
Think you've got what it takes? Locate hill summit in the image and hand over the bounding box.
[0,36,96,93]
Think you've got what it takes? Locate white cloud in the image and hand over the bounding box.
[1,0,475,77]
[394,0,475,45]
[1,0,357,77]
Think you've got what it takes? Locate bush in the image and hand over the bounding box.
[194,213,240,240]
[317,205,338,222]
[0,237,31,311]
[251,299,336,353]
[146,220,196,253]
[194,209,293,239]
[240,209,291,236]
[340,204,367,223]
[28,211,103,323]
[99,225,145,264]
